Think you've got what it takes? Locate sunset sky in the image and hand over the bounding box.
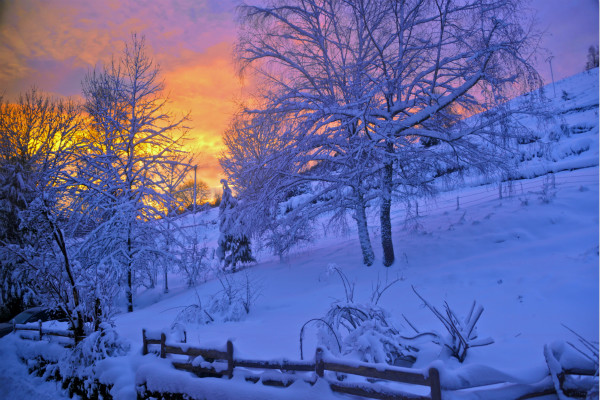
[0,0,598,188]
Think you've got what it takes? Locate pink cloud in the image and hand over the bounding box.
[0,0,238,96]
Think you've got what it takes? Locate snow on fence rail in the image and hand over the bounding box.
[141,329,442,400]
[13,321,76,344]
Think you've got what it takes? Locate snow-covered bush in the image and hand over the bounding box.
[302,265,417,366]
[178,231,212,287]
[538,173,557,203]
[545,333,599,400]
[174,271,261,326]
[317,302,419,366]
[59,323,129,376]
[37,322,130,398]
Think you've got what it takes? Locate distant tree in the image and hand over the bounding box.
[216,179,255,271]
[212,192,222,207]
[174,179,212,212]
[162,150,194,215]
[585,45,599,70]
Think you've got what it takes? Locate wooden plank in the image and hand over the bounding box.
[165,345,228,360]
[428,368,442,400]
[172,362,225,378]
[44,331,74,338]
[516,388,557,400]
[226,340,234,379]
[160,333,166,359]
[323,362,429,386]
[564,368,598,376]
[329,382,430,400]
[145,339,162,345]
[16,335,37,341]
[315,348,324,377]
[14,326,73,338]
[234,359,315,372]
[142,329,148,355]
[260,372,297,388]
[14,325,40,331]
[261,378,294,388]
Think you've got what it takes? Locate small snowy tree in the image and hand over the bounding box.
[216,179,254,271]
[221,108,373,263]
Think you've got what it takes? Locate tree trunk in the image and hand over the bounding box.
[127,226,133,313]
[46,210,85,340]
[380,161,395,267]
[163,266,169,294]
[354,191,374,266]
[94,297,101,332]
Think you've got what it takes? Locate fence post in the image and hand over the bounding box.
[38,320,43,341]
[183,330,187,344]
[160,333,166,359]
[226,340,234,379]
[315,348,324,378]
[429,367,442,400]
[142,329,148,355]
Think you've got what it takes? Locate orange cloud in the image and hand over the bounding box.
[0,0,243,189]
[162,42,247,188]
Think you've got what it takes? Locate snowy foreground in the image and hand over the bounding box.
[0,71,598,399]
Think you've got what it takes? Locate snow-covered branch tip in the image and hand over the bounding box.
[412,285,494,363]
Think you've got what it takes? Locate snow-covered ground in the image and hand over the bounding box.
[0,70,597,400]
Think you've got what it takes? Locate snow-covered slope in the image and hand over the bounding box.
[516,68,599,177]
[0,70,597,400]
[113,67,600,398]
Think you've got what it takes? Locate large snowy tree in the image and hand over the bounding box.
[75,34,189,312]
[230,0,542,266]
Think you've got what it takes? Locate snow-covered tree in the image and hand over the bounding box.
[216,179,255,271]
[585,45,599,70]
[75,34,189,312]
[0,89,85,336]
[232,0,543,266]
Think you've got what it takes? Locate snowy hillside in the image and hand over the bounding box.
[0,70,598,399]
[513,68,599,177]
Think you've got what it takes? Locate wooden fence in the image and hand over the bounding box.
[13,321,76,344]
[142,329,441,400]
[141,330,598,400]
